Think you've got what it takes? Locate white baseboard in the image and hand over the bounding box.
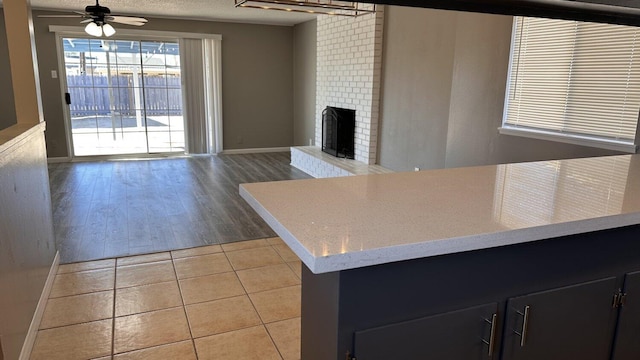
[47,157,70,163]
[19,251,59,360]
[221,147,290,155]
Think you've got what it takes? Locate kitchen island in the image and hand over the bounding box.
[240,155,640,360]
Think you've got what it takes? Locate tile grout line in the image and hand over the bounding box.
[46,238,298,359]
[196,240,290,358]
[110,262,116,360]
[169,251,200,360]
[236,244,287,360]
[268,241,302,359]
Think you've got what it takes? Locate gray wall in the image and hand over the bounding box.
[0,127,56,360]
[378,6,457,170]
[378,7,624,172]
[0,9,17,131]
[32,11,295,158]
[292,19,316,146]
[444,11,513,168]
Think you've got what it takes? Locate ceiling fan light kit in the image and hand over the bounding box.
[84,21,115,37]
[102,23,116,36]
[39,0,148,38]
[234,0,375,17]
[84,21,101,36]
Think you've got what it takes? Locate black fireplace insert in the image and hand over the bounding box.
[322,106,355,159]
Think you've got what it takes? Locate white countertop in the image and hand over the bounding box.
[240,155,640,274]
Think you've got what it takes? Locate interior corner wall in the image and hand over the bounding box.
[443,12,513,168]
[315,9,384,165]
[444,11,624,168]
[293,19,317,146]
[32,12,295,158]
[0,9,18,132]
[377,7,625,172]
[377,6,457,172]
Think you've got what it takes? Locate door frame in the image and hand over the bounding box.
[51,26,223,160]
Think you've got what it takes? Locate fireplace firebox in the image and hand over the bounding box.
[322,106,355,159]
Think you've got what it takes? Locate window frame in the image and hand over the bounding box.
[500,17,640,153]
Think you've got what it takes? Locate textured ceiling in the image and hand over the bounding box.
[27,0,317,26]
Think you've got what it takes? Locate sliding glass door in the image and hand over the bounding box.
[62,37,185,156]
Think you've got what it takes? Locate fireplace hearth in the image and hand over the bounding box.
[322,106,355,159]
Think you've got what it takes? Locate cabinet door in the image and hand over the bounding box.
[354,302,498,360]
[502,277,617,360]
[611,271,640,360]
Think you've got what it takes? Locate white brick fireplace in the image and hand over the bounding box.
[292,8,386,178]
[315,8,385,165]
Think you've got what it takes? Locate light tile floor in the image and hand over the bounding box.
[31,237,302,360]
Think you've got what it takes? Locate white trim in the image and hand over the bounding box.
[221,147,291,154]
[54,32,75,159]
[502,17,518,127]
[47,156,71,163]
[499,126,639,153]
[69,152,187,162]
[48,25,222,40]
[0,123,46,157]
[19,251,60,360]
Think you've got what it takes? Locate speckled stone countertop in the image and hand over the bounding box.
[240,155,640,274]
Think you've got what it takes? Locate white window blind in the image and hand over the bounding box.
[503,17,640,148]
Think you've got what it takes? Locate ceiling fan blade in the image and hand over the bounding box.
[108,16,148,25]
[37,14,85,18]
[73,11,88,15]
[108,19,148,26]
[80,19,93,23]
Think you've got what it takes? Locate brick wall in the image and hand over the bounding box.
[315,8,384,165]
[291,147,353,178]
[290,146,394,178]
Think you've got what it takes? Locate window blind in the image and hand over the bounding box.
[504,17,640,144]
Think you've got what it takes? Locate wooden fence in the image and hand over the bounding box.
[67,74,182,117]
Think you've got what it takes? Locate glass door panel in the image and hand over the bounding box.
[140,40,183,153]
[62,37,184,156]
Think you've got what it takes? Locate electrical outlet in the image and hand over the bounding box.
[308,138,313,146]
[414,167,420,172]
[51,70,58,79]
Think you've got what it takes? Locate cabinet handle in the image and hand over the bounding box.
[520,305,531,347]
[487,313,497,357]
[482,313,498,357]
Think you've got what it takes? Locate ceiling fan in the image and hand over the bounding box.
[38,0,148,37]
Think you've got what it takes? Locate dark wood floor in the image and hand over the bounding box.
[48,152,311,264]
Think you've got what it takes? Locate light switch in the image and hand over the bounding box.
[51,70,57,79]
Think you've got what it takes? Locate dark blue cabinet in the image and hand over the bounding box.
[354,302,499,360]
[501,277,618,360]
[612,271,640,360]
